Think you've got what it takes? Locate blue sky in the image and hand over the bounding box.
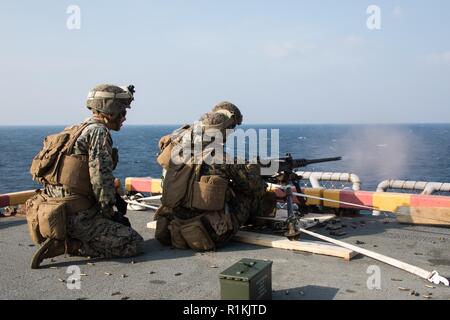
[0,0,449,125]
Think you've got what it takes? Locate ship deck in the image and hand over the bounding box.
[1,210,449,300]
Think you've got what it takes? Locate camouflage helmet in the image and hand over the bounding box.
[198,112,234,144]
[86,84,135,115]
[211,101,243,126]
[199,112,231,127]
[198,111,236,140]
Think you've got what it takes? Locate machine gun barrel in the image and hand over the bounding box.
[290,156,342,168]
[259,154,342,177]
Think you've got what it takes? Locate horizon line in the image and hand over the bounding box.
[1,122,450,127]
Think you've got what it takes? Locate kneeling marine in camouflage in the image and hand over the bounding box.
[26,84,144,269]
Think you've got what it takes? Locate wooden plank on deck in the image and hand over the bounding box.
[147,220,357,261]
[396,206,450,226]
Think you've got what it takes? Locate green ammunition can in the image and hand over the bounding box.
[219,258,273,300]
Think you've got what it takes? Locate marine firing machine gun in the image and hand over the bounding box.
[259,154,342,240]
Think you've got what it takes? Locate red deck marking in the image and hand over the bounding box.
[339,190,373,209]
[129,178,153,193]
[411,194,450,208]
[0,195,10,208]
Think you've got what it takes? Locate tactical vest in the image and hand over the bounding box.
[30,121,95,196]
[158,125,229,212]
[158,150,231,251]
[156,119,242,251]
[161,153,228,212]
[27,121,103,244]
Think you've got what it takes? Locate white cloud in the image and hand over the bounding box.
[393,6,404,18]
[426,51,450,65]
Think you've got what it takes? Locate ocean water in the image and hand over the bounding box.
[1,124,449,195]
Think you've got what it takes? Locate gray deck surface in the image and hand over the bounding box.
[1,210,449,300]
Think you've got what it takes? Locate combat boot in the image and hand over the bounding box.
[31,238,82,269]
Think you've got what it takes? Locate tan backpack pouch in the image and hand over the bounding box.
[203,211,234,237]
[30,133,70,182]
[25,192,47,245]
[191,175,228,211]
[26,192,93,244]
[155,216,172,246]
[179,217,215,251]
[161,163,194,208]
[156,142,174,169]
[30,122,93,191]
[168,218,189,249]
[37,198,67,241]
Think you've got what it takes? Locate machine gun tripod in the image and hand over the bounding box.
[266,163,305,240]
[263,153,342,241]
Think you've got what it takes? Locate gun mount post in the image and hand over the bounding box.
[258,153,342,240]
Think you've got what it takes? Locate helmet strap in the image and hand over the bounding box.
[92,113,122,130]
[105,112,124,131]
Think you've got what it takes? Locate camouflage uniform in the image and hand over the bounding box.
[46,117,143,258]
[202,162,267,226]
[157,157,268,248]
[156,106,271,249]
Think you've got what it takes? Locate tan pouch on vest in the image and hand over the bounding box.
[191,175,228,211]
[26,192,94,244]
[30,122,92,187]
[157,125,192,169]
[25,191,47,245]
[203,211,234,237]
[161,163,195,208]
[58,154,93,196]
[155,216,172,246]
[168,218,189,249]
[30,133,70,185]
[157,141,174,169]
[179,217,215,251]
[37,197,67,241]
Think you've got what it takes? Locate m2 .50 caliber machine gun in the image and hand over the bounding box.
[259,154,342,240]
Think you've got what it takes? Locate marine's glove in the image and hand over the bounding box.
[101,205,115,219]
[112,212,131,227]
[112,147,119,170]
[115,193,128,216]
